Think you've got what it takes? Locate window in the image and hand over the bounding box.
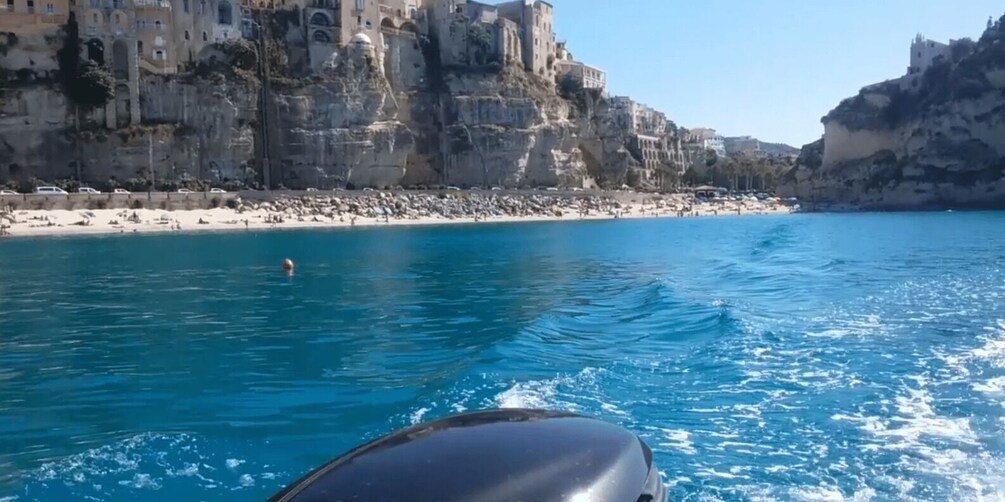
[183,0,188,11]
[199,0,205,14]
[218,0,232,25]
[184,30,190,40]
[202,31,207,41]
[309,12,330,26]
[155,20,161,30]
[154,50,165,61]
[46,2,53,12]
[137,40,143,57]
[92,13,98,22]
[27,0,34,13]
[114,13,120,24]
[312,30,330,43]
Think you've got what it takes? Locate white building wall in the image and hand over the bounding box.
[908,35,951,74]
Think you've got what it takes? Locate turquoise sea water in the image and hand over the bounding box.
[1,213,1004,501]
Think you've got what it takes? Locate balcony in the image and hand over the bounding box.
[133,0,172,8]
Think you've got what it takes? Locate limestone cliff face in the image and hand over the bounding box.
[429,68,587,188]
[0,20,667,191]
[266,54,414,189]
[264,51,594,190]
[0,75,257,190]
[781,18,1005,210]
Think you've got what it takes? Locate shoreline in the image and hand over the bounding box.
[0,194,795,240]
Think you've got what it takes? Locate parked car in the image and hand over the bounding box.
[306,188,318,192]
[0,189,17,195]
[78,187,101,195]
[33,186,68,195]
[209,188,227,193]
[362,187,376,192]
[446,186,461,191]
[490,187,503,191]
[113,188,131,194]
[177,189,194,194]
[571,188,584,192]
[546,187,559,191]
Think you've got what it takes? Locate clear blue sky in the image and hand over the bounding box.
[549,0,1001,147]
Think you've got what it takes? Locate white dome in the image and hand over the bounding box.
[350,33,373,46]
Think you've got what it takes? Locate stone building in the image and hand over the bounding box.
[74,1,144,128]
[690,127,726,157]
[496,0,553,81]
[610,96,667,136]
[299,0,382,72]
[609,96,686,183]
[171,0,242,68]
[134,0,175,72]
[555,39,570,61]
[555,59,606,94]
[377,0,425,90]
[0,0,70,71]
[428,0,521,69]
[908,34,951,75]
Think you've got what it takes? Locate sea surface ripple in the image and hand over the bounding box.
[1,212,1004,501]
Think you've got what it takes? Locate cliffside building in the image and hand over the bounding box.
[0,0,70,71]
[430,0,520,68]
[907,34,951,75]
[609,96,687,182]
[690,127,726,157]
[555,59,606,94]
[611,96,668,136]
[496,0,553,81]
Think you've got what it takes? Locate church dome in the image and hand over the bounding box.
[350,33,373,47]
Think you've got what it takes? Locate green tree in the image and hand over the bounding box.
[69,61,114,108]
[222,39,258,71]
[57,15,113,109]
[57,14,114,183]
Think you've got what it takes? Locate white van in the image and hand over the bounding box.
[33,187,68,195]
[78,187,101,195]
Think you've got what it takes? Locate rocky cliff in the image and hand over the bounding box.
[0,14,675,192]
[780,15,1005,210]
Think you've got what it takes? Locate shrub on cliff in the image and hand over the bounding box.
[223,39,258,71]
[0,32,17,57]
[950,38,977,62]
[56,14,113,110]
[67,62,114,108]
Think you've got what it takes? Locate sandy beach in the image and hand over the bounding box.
[0,193,795,239]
